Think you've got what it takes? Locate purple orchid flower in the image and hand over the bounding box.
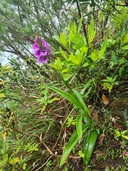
[32,37,51,64]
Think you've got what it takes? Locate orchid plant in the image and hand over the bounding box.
[32,18,102,167]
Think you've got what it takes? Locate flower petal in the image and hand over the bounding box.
[32,44,40,51]
[37,56,48,64]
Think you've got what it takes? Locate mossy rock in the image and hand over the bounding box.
[108,91,128,130]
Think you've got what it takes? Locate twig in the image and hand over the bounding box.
[75,0,89,46]
[34,156,52,171]
[39,133,80,159]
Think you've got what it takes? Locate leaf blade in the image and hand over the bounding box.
[60,124,90,167]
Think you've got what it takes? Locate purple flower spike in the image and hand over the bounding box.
[32,36,51,64]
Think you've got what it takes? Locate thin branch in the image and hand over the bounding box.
[75,0,89,46]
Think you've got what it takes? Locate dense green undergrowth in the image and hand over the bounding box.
[0,0,128,170]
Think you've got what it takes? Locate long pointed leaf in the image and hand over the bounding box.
[83,129,100,165]
[76,114,83,139]
[50,87,81,109]
[73,89,90,115]
[98,39,107,58]
[60,124,90,167]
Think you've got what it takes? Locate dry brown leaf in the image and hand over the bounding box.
[102,93,109,105]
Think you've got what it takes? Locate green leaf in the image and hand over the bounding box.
[68,50,83,65]
[98,39,107,58]
[76,114,83,139]
[113,16,122,24]
[83,129,99,165]
[91,50,98,62]
[73,34,85,49]
[75,50,83,64]
[0,154,8,167]
[68,54,80,65]
[68,30,75,47]
[62,68,70,73]
[50,57,62,70]
[68,22,77,34]
[60,31,67,47]
[119,66,126,79]
[49,87,91,123]
[22,163,27,170]
[60,124,90,167]
[80,79,94,95]
[49,87,80,109]
[78,16,83,33]
[88,18,96,43]
[72,89,90,115]
[122,33,128,46]
[53,30,67,47]
[63,73,73,81]
[80,46,88,53]
[82,62,89,67]
[9,157,19,165]
[59,47,67,59]
[56,57,62,70]
[122,45,128,50]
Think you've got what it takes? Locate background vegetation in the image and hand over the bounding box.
[0,0,128,170]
